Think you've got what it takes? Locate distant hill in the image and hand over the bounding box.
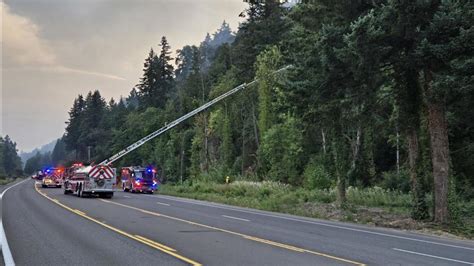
[19,139,59,166]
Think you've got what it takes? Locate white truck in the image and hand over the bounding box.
[63,165,115,198]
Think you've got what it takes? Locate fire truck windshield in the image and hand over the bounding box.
[134,170,153,180]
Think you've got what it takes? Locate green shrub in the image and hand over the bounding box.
[346,186,411,207]
[379,169,410,193]
[303,157,333,190]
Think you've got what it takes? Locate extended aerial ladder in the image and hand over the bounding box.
[99,65,291,166]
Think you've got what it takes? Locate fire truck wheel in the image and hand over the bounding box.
[123,184,129,192]
[42,184,46,188]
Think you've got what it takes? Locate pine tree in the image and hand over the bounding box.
[1,136,23,176]
[137,48,159,108]
[156,36,175,106]
[64,95,85,157]
[51,138,67,165]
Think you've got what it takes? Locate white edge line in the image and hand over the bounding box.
[156,202,170,206]
[123,196,131,198]
[1,221,14,266]
[222,215,250,222]
[393,248,474,265]
[0,179,29,199]
[147,194,474,251]
[0,179,27,266]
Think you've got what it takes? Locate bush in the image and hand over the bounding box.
[303,157,333,190]
[346,186,411,207]
[379,169,410,193]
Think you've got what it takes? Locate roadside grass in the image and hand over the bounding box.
[159,180,473,239]
[0,177,18,186]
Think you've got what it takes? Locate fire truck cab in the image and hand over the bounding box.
[120,166,158,194]
[64,164,116,198]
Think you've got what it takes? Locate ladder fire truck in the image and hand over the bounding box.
[63,163,115,198]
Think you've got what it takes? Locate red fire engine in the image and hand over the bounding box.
[40,167,64,188]
[120,166,158,194]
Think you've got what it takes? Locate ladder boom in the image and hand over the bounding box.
[99,65,291,165]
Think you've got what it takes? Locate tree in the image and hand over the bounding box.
[24,152,42,175]
[1,136,23,176]
[156,36,175,104]
[64,95,85,158]
[78,90,107,162]
[415,0,474,223]
[51,138,67,165]
[255,46,283,138]
[137,48,159,108]
[259,115,303,184]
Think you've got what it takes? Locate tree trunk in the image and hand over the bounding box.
[204,114,209,172]
[406,128,419,192]
[251,102,260,147]
[241,107,246,175]
[396,128,400,176]
[424,69,450,224]
[321,129,327,154]
[428,102,449,223]
[406,127,428,220]
[332,140,346,205]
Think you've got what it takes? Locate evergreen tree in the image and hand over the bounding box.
[1,136,23,176]
[156,36,175,105]
[64,95,85,158]
[51,138,67,165]
[137,48,159,108]
[78,90,107,162]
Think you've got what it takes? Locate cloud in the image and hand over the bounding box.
[1,2,126,81]
[2,1,56,66]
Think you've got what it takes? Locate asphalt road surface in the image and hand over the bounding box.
[2,179,473,265]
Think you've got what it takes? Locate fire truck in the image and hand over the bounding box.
[120,166,158,194]
[41,168,63,188]
[63,164,116,198]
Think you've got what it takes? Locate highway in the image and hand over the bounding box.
[1,179,473,265]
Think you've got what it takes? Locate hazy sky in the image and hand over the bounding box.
[1,0,247,152]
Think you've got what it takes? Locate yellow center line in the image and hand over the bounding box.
[34,185,201,266]
[134,235,177,252]
[99,199,365,266]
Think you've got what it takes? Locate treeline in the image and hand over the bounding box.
[52,1,472,224]
[0,136,23,178]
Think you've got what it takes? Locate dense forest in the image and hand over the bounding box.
[26,0,473,225]
[0,136,23,178]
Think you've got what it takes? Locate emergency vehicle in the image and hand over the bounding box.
[63,164,116,198]
[41,168,63,188]
[120,166,158,194]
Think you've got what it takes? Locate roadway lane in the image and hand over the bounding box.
[4,180,474,265]
[34,182,353,265]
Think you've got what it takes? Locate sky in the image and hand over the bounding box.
[1,0,247,152]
